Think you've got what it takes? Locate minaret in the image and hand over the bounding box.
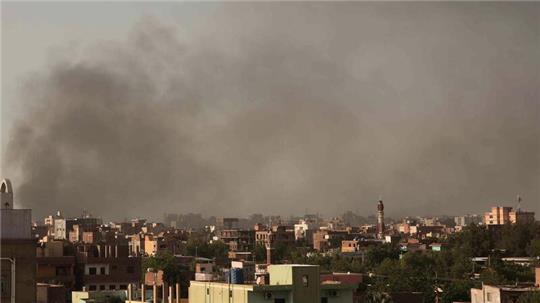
[0,179,14,209]
[377,199,385,239]
[265,228,274,265]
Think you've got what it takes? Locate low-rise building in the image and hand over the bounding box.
[189,264,355,303]
[471,284,538,303]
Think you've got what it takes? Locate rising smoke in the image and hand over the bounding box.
[4,3,540,220]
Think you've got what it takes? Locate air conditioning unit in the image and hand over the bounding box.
[264,292,273,300]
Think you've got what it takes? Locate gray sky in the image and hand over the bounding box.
[2,2,539,221]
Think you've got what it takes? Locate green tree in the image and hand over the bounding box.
[142,253,187,284]
[526,238,540,257]
[517,291,540,303]
[441,280,475,303]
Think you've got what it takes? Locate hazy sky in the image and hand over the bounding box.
[2,2,539,221]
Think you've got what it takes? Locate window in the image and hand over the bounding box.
[89,285,97,291]
[321,298,328,303]
[274,299,285,303]
[120,285,128,290]
[99,285,106,290]
[109,285,116,290]
[302,275,309,287]
[100,267,106,275]
[89,267,97,275]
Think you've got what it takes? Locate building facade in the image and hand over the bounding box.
[0,178,37,303]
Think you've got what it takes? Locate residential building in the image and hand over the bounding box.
[75,241,141,291]
[471,284,539,303]
[189,264,355,303]
[294,220,317,245]
[0,178,36,303]
[36,283,66,303]
[454,215,482,227]
[509,210,535,224]
[484,206,536,226]
[36,241,76,294]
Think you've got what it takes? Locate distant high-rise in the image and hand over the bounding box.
[377,199,385,239]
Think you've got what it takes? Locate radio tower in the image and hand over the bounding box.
[377,199,385,239]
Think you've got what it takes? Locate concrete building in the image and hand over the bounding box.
[36,283,66,303]
[454,214,482,227]
[509,210,535,224]
[52,211,67,240]
[341,240,361,253]
[0,178,36,303]
[471,284,539,303]
[484,206,513,225]
[294,220,317,245]
[189,264,355,303]
[255,225,295,248]
[75,242,141,291]
[219,229,256,252]
[36,241,76,294]
[484,206,536,226]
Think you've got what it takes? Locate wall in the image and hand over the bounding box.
[0,209,31,239]
[1,239,37,303]
[189,281,254,303]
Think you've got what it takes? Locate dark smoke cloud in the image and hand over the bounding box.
[4,3,540,220]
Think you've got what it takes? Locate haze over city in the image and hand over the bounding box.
[2,2,539,221]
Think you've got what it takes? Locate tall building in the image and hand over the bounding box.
[0,178,37,303]
[377,199,385,239]
[484,206,513,225]
[484,206,535,226]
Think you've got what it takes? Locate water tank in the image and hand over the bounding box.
[229,268,244,284]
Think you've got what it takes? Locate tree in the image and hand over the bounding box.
[517,291,540,303]
[142,253,188,284]
[526,238,540,257]
[441,280,475,303]
[365,244,400,268]
[364,291,394,303]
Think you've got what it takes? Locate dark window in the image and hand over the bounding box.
[120,285,127,290]
[109,285,116,290]
[89,285,97,291]
[127,266,134,274]
[274,299,285,303]
[99,285,106,290]
[1,275,10,297]
[100,267,106,275]
[321,298,328,303]
[89,267,97,275]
